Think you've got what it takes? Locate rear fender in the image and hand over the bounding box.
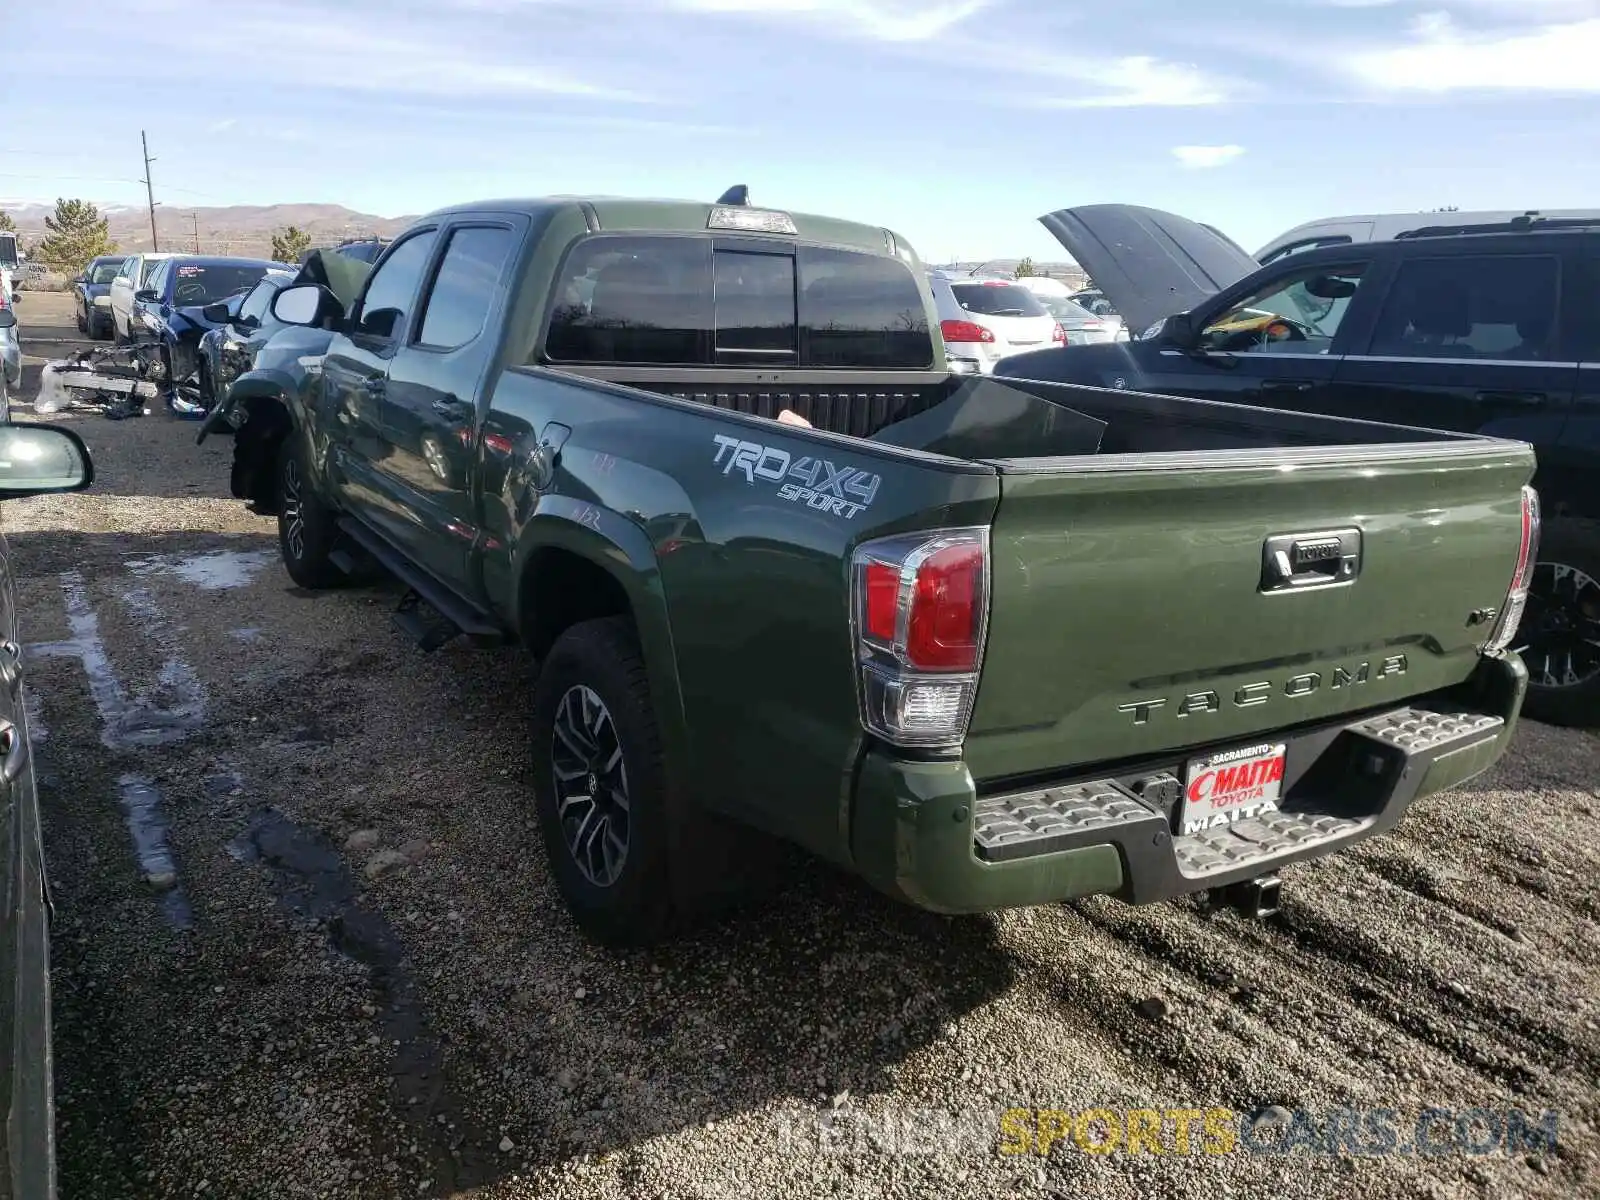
[511,500,691,809]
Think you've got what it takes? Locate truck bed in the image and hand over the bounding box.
[547,365,1479,458]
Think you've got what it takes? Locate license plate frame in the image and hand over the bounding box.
[1178,742,1287,836]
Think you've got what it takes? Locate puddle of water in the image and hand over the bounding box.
[117,773,193,930]
[124,550,276,591]
[26,572,207,750]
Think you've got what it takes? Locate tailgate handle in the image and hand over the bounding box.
[1261,528,1362,594]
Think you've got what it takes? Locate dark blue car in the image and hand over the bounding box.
[129,255,292,415]
[72,255,126,340]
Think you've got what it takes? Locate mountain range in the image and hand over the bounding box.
[0,201,416,260]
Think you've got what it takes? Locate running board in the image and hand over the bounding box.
[334,517,504,652]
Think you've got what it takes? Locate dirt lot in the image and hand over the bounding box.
[5,290,1599,1200]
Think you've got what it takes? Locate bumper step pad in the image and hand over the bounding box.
[970,702,1506,902]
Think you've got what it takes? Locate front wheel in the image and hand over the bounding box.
[276,436,347,590]
[75,305,87,334]
[1519,518,1600,727]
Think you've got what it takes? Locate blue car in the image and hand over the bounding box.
[72,255,127,340]
[128,255,293,416]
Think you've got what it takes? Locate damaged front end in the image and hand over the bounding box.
[33,345,165,420]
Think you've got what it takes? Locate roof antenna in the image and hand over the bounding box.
[717,184,750,206]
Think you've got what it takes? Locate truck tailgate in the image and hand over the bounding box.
[964,442,1535,782]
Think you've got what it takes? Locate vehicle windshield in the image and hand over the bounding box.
[950,282,1049,318]
[1039,296,1098,321]
[90,261,123,284]
[170,264,274,307]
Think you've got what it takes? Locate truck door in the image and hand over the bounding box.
[1166,257,1372,411]
[382,219,523,593]
[1328,242,1576,442]
[320,227,440,544]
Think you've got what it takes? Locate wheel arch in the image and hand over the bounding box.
[513,505,691,794]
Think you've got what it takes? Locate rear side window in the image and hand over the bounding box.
[541,236,934,369]
[1367,255,1560,360]
[799,247,933,368]
[949,282,1048,318]
[417,226,516,350]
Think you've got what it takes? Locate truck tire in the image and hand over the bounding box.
[276,436,346,590]
[530,617,679,946]
[1521,517,1600,727]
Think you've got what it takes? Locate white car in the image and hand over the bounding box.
[927,271,1063,374]
[0,272,19,421]
[108,251,177,342]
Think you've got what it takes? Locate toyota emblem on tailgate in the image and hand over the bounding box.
[1260,528,1362,593]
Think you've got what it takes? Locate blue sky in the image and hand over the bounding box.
[4,0,1599,261]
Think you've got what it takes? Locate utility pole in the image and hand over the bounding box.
[190,211,200,252]
[140,130,160,251]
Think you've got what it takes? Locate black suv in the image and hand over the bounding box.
[1000,206,1600,726]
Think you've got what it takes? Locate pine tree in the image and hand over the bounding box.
[271,226,313,263]
[34,199,118,274]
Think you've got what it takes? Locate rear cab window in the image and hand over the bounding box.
[539,234,934,369]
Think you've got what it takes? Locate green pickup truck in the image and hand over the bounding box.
[209,192,1539,945]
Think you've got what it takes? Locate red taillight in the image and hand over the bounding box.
[941,318,994,344]
[906,543,984,671]
[864,561,901,642]
[1485,485,1541,653]
[1052,323,1067,343]
[852,529,990,749]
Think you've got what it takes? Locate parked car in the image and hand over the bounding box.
[1035,293,1122,344]
[195,269,299,412]
[1256,207,1600,267]
[0,273,19,422]
[997,204,1600,726]
[214,192,1534,948]
[108,252,176,342]
[72,255,126,340]
[126,255,292,415]
[928,270,1062,373]
[0,387,98,1200]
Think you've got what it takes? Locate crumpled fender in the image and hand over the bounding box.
[194,366,299,445]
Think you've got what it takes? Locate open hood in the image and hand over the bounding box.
[1038,204,1260,333]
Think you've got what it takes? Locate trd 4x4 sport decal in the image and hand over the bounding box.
[711,433,881,520]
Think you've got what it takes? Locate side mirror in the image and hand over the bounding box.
[0,309,14,331]
[272,282,337,327]
[202,301,232,323]
[74,274,88,285]
[134,288,158,302]
[0,424,94,500]
[1155,312,1198,349]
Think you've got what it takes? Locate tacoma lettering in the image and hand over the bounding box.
[1120,655,1410,724]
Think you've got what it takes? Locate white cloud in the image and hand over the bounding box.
[1007,53,1238,108]
[1171,144,1246,168]
[1345,14,1600,93]
[669,0,989,42]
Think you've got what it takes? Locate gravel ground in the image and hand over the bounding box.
[5,292,1598,1200]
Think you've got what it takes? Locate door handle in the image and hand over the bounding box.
[431,395,473,421]
[0,717,28,785]
[1259,379,1314,393]
[1475,390,1545,407]
[0,640,21,695]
